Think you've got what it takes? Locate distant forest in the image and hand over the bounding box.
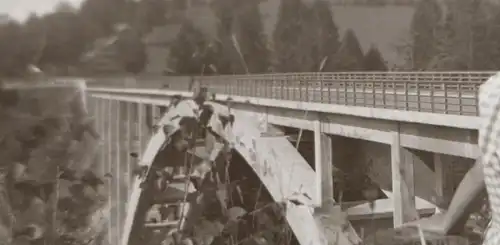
[329,0,417,6]
[1,0,500,78]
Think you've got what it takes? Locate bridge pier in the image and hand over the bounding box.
[92,98,150,245]
[433,153,445,207]
[313,120,334,207]
[391,130,417,227]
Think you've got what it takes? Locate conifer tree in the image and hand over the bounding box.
[169,21,208,75]
[233,2,271,73]
[410,0,441,69]
[273,0,311,72]
[333,29,364,71]
[363,45,387,71]
[310,0,340,71]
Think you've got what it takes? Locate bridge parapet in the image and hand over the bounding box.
[82,71,498,116]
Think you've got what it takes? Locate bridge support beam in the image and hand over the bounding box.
[137,103,147,156]
[105,99,115,245]
[116,101,123,245]
[434,153,445,207]
[314,120,334,207]
[125,102,133,197]
[391,130,420,227]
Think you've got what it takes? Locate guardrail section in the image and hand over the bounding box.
[85,71,494,116]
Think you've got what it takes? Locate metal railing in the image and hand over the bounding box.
[82,71,498,116]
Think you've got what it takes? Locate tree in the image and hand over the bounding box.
[38,11,87,73]
[211,0,247,74]
[79,0,131,40]
[425,0,497,70]
[363,45,387,71]
[425,9,466,70]
[169,21,209,75]
[310,0,341,71]
[410,0,441,69]
[273,0,314,72]
[333,29,364,71]
[0,20,29,77]
[233,2,271,73]
[115,27,147,74]
[133,0,168,35]
[483,6,500,70]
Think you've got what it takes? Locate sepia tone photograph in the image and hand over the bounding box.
[0,0,496,244]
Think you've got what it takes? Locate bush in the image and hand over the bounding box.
[0,82,106,245]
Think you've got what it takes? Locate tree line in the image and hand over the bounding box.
[0,0,390,78]
[169,0,388,75]
[4,0,497,78]
[0,0,162,77]
[406,0,500,70]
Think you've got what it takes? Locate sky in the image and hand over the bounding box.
[0,0,83,21]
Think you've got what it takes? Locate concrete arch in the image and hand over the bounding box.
[118,91,360,245]
[92,85,359,245]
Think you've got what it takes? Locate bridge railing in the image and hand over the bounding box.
[83,71,496,116]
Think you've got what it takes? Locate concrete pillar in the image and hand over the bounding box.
[145,104,153,134]
[125,102,133,197]
[391,130,418,227]
[131,103,141,166]
[434,153,445,206]
[137,104,147,154]
[105,99,114,245]
[97,99,105,175]
[314,120,333,207]
[115,101,122,245]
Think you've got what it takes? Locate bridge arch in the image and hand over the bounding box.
[88,89,359,245]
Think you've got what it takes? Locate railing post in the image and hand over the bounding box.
[382,81,386,108]
[404,81,409,110]
[393,82,397,109]
[443,83,448,114]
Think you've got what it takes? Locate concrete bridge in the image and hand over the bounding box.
[83,71,491,245]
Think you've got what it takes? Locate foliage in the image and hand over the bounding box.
[210,0,240,74]
[169,21,210,75]
[333,29,364,71]
[133,0,168,35]
[273,0,312,72]
[406,0,500,70]
[38,11,87,71]
[0,84,106,245]
[409,0,442,70]
[273,0,342,72]
[309,0,341,71]
[115,28,147,74]
[363,45,388,71]
[232,1,272,73]
[210,0,272,74]
[0,0,153,77]
[0,21,29,77]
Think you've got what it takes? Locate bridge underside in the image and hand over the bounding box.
[88,88,459,245]
[88,92,362,245]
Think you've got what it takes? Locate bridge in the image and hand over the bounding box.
[83,71,490,245]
